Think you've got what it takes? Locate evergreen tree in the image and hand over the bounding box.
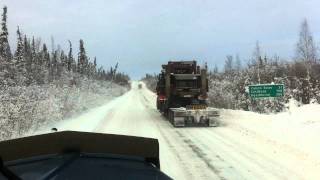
[32,38,45,84]
[31,37,36,64]
[50,50,58,81]
[93,57,97,72]
[42,43,50,67]
[14,26,26,85]
[29,36,37,85]
[14,27,23,63]
[23,35,35,85]
[0,6,12,60]
[67,40,73,72]
[41,43,50,83]
[57,50,65,79]
[78,39,87,75]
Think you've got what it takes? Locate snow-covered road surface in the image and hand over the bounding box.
[46,81,320,180]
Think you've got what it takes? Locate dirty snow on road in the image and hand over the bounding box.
[41,81,320,180]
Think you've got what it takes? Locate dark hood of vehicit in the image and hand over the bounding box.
[0,131,160,169]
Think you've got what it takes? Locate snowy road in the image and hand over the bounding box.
[51,82,319,180]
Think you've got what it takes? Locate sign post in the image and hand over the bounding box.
[248,84,284,98]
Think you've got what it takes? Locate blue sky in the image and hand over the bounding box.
[1,0,320,79]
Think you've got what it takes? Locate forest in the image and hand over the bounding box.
[0,6,130,140]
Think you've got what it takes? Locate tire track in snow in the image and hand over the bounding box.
[140,91,231,179]
[183,128,277,179]
[139,91,201,180]
[155,123,195,179]
[137,90,197,179]
[139,91,222,180]
[175,130,227,180]
[192,128,302,179]
[94,108,115,132]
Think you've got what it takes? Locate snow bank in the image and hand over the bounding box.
[220,102,320,160]
[0,80,129,141]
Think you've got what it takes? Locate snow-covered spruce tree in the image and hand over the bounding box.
[30,37,37,83]
[77,39,87,75]
[40,43,50,84]
[67,40,73,72]
[14,26,27,86]
[50,50,58,82]
[32,38,45,85]
[23,35,36,85]
[0,6,12,60]
[93,57,97,78]
[67,41,77,74]
[0,6,12,87]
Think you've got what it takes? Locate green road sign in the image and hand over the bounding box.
[249,84,284,98]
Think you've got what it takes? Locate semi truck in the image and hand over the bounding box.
[156,61,219,127]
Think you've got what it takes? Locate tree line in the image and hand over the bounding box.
[0,6,130,140]
[209,19,320,113]
[143,19,320,113]
[0,6,130,88]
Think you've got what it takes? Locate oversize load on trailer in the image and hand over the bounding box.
[249,84,284,98]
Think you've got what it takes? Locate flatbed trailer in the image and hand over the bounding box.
[156,61,219,127]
